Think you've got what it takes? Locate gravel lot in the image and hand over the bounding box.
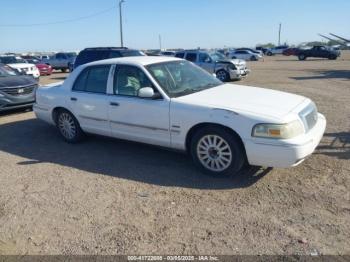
[0,53,349,255]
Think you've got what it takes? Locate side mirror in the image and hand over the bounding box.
[138,87,155,98]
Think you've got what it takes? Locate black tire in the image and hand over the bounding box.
[267,52,273,56]
[56,109,84,143]
[216,69,230,82]
[328,55,337,60]
[61,68,68,73]
[250,55,257,61]
[190,126,246,177]
[298,54,306,61]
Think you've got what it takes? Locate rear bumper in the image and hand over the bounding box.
[33,104,55,125]
[244,114,327,168]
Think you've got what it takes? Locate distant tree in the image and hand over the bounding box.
[256,43,275,48]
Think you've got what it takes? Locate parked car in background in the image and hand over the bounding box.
[160,51,176,57]
[0,56,40,79]
[256,46,269,54]
[227,50,262,61]
[73,47,145,71]
[175,50,249,81]
[266,45,289,56]
[282,48,300,56]
[236,48,264,56]
[34,56,326,176]
[25,59,53,76]
[38,55,50,60]
[297,46,340,60]
[0,63,38,111]
[42,52,77,72]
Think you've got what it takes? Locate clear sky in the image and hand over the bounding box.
[0,0,349,53]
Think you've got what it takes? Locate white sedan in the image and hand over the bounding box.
[227,50,262,61]
[0,56,40,79]
[34,56,326,176]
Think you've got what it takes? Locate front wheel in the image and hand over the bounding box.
[56,110,84,143]
[190,127,246,176]
[216,70,230,82]
[267,52,273,56]
[250,55,257,61]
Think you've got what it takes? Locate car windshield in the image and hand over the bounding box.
[146,60,222,98]
[209,52,226,61]
[0,65,20,77]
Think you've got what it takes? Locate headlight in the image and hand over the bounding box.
[252,120,304,139]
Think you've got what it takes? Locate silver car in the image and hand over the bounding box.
[175,50,249,82]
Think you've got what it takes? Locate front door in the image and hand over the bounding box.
[108,65,171,147]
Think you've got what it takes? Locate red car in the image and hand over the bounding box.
[25,59,53,76]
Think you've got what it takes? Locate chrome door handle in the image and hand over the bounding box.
[71,97,77,101]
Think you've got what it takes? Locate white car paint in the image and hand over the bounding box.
[34,56,326,169]
[228,50,262,61]
[8,62,40,79]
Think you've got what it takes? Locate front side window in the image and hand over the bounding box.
[114,66,154,97]
[146,60,222,98]
[199,53,211,63]
[72,65,110,94]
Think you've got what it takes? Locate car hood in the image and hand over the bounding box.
[174,84,307,120]
[8,63,34,69]
[0,75,37,88]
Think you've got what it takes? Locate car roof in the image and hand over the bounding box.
[85,56,182,67]
[81,47,131,51]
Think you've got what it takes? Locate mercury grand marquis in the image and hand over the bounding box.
[34,56,326,176]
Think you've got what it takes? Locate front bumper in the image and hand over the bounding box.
[244,113,327,168]
[0,95,35,111]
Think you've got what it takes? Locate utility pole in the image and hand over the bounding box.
[278,23,282,46]
[159,34,162,50]
[119,0,125,47]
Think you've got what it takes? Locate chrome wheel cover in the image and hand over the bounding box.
[197,135,233,172]
[58,113,76,140]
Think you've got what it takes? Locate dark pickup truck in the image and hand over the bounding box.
[298,46,340,61]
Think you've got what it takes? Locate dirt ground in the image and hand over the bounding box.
[0,53,349,255]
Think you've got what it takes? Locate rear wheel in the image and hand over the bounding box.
[250,55,257,61]
[267,52,273,56]
[216,70,230,82]
[56,109,84,143]
[298,54,306,61]
[190,127,245,176]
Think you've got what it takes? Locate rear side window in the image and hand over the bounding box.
[175,52,185,58]
[73,65,111,94]
[185,53,197,62]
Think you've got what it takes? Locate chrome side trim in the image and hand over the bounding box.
[79,115,108,122]
[111,120,169,132]
[33,105,49,111]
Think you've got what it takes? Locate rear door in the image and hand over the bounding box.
[69,65,112,136]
